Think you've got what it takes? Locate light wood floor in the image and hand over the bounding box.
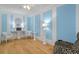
[0,38,53,54]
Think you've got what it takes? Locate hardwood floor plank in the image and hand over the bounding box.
[0,38,53,54]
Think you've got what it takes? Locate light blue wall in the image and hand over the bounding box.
[1,14,7,32]
[35,15,40,37]
[57,4,76,43]
[43,10,52,40]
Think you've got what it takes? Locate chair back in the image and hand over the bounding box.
[75,32,79,46]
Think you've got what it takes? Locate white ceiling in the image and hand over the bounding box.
[0,4,61,15]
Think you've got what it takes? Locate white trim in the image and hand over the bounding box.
[33,15,36,40]
[7,14,10,33]
[76,5,78,33]
[52,8,57,45]
[25,16,27,36]
[40,13,45,42]
[0,14,1,38]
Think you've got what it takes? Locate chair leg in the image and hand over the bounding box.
[0,41,1,44]
[6,39,7,43]
[0,40,2,44]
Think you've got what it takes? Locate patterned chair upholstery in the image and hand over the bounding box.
[53,32,79,54]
